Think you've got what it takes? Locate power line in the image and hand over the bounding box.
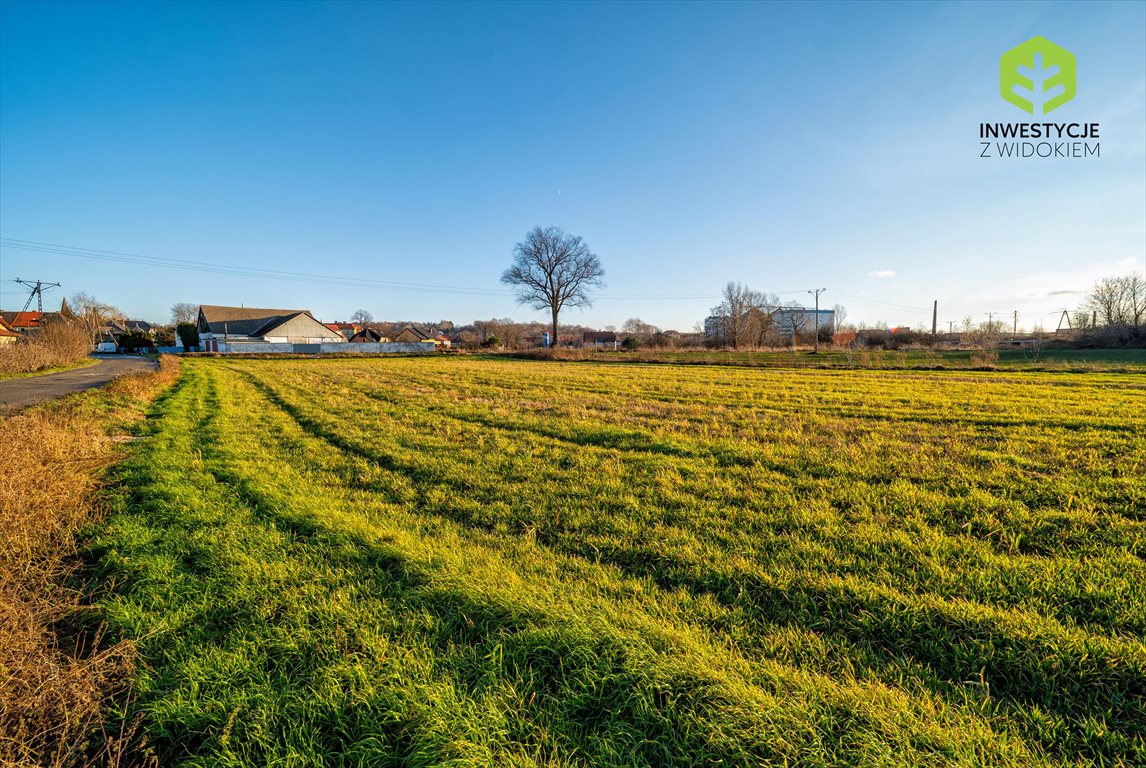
[830,291,930,312]
[0,237,724,303]
[1,238,508,297]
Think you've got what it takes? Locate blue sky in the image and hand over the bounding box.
[1,0,1143,330]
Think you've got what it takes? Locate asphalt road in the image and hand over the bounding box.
[0,355,158,414]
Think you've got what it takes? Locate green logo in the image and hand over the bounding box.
[1000,36,1076,115]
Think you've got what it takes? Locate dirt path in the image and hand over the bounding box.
[0,356,158,414]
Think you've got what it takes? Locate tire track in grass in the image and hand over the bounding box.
[190,364,830,766]
[354,362,1146,526]
[231,363,1141,764]
[197,369,1003,765]
[269,362,1146,635]
[387,359,1144,435]
[100,365,570,765]
[212,362,1066,767]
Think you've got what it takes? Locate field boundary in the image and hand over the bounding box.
[0,355,181,767]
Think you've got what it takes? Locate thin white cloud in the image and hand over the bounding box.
[868,270,896,278]
[969,257,1141,303]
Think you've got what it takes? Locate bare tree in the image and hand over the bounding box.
[622,317,659,344]
[721,282,753,347]
[832,303,848,333]
[72,292,122,343]
[501,226,605,345]
[749,293,780,346]
[1084,277,1129,326]
[473,318,500,344]
[708,282,776,348]
[783,302,809,346]
[170,302,199,324]
[350,309,374,324]
[1123,273,1146,328]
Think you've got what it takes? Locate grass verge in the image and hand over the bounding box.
[0,356,100,382]
[0,355,180,767]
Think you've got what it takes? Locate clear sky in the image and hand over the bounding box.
[1,0,1143,330]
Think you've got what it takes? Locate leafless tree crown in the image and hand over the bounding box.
[170,302,199,324]
[1082,273,1145,328]
[501,226,604,341]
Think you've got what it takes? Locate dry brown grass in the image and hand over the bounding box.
[0,323,93,376]
[0,356,180,767]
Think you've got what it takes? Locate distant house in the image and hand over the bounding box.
[0,310,47,332]
[392,325,429,342]
[197,305,345,351]
[583,331,619,350]
[0,317,20,346]
[393,325,434,343]
[325,322,359,339]
[349,328,391,343]
[0,298,76,333]
[98,319,127,338]
[122,320,154,335]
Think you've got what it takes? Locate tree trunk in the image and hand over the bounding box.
[551,308,559,349]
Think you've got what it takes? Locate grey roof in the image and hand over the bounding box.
[198,304,313,336]
[397,324,432,340]
[349,327,386,342]
[584,331,617,342]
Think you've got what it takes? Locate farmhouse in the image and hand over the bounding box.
[393,325,450,347]
[392,325,432,343]
[583,331,619,350]
[0,299,76,333]
[324,322,358,339]
[349,328,391,343]
[122,320,155,334]
[197,305,345,351]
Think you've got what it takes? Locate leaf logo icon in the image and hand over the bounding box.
[1000,36,1076,115]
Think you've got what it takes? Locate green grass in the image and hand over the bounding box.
[90,358,1146,766]
[527,347,1146,371]
[0,355,98,380]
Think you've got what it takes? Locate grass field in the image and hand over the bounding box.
[512,347,1146,371]
[90,357,1145,766]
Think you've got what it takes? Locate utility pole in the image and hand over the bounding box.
[986,311,996,332]
[1056,309,1071,331]
[13,279,62,320]
[807,288,826,354]
[932,300,938,335]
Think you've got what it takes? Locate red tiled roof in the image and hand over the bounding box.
[0,310,44,329]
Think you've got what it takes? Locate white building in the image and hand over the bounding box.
[196,305,345,352]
